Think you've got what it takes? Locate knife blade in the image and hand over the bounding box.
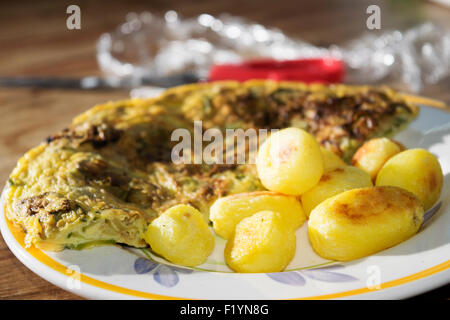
[0,73,200,90]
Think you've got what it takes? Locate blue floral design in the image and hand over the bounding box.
[134,257,193,288]
[267,264,358,286]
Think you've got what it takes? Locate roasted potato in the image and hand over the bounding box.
[301,166,373,217]
[256,127,324,195]
[321,147,346,172]
[210,191,306,239]
[352,138,404,180]
[376,148,443,210]
[308,186,424,261]
[225,210,296,273]
[144,204,214,267]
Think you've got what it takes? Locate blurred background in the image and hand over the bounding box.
[0,0,449,299]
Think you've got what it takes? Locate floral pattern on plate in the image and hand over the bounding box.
[134,257,193,288]
[267,265,358,286]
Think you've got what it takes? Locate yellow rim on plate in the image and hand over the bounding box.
[5,212,449,300]
[401,93,450,112]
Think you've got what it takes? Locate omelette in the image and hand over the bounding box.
[4,81,418,251]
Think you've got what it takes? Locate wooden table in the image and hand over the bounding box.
[0,0,448,299]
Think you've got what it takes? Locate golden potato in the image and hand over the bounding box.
[225,210,296,273]
[321,147,346,172]
[210,191,306,239]
[352,138,404,180]
[301,166,373,217]
[256,127,324,195]
[376,148,443,210]
[308,186,424,261]
[144,204,214,267]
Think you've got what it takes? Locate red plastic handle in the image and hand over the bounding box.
[208,58,345,83]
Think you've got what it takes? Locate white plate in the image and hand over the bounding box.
[1,105,449,300]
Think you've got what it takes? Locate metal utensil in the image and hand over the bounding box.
[0,73,200,90]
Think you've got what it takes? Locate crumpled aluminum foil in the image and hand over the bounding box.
[97,11,450,92]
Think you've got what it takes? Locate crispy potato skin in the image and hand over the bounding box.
[321,147,346,172]
[352,138,404,180]
[256,128,324,195]
[308,186,424,261]
[210,191,306,239]
[301,166,373,218]
[225,211,296,273]
[144,204,214,267]
[376,149,443,210]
